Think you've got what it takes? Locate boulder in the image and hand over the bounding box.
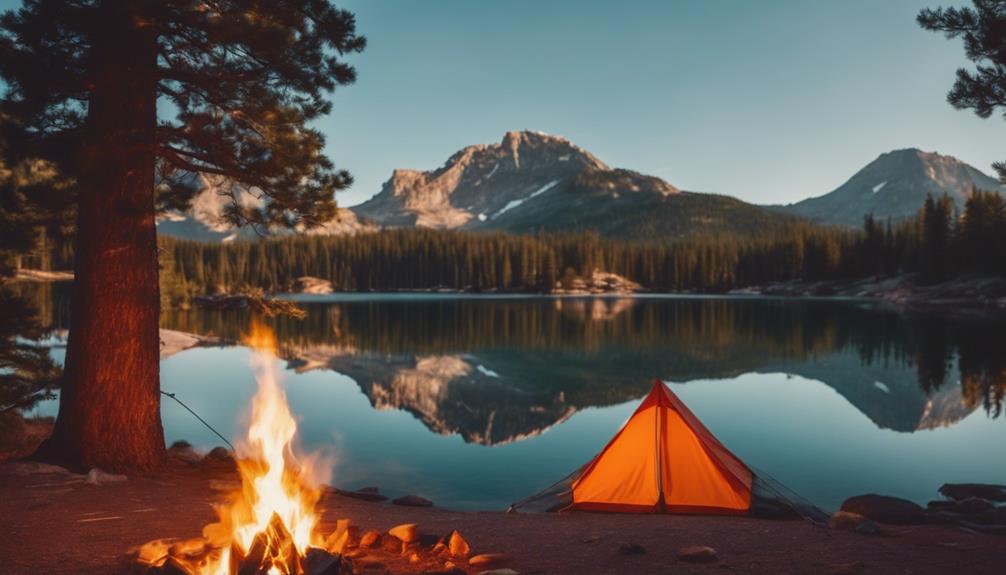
[939,483,1006,502]
[676,545,717,563]
[840,494,925,525]
[393,494,434,507]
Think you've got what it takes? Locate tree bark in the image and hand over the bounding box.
[35,2,164,471]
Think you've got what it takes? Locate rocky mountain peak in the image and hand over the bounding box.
[781,148,1004,226]
[352,130,615,229]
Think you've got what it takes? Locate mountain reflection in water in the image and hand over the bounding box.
[20,287,1006,510]
[153,296,1006,443]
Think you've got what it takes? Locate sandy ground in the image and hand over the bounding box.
[0,455,1002,575]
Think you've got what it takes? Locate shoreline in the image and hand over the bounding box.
[0,457,1002,575]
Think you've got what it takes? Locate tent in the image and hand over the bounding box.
[509,380,827,521]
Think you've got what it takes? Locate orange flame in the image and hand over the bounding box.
[204,321,326,574]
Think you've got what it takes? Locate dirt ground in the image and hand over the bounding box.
[0,455,1003,575]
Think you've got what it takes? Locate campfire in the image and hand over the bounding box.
[134,323,501,575]
[136,322,332,574]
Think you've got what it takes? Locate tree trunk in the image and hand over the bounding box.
[35,3,164,471]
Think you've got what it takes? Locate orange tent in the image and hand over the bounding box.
[510,380,825,521]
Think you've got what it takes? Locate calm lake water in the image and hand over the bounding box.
[26,292,1006,511]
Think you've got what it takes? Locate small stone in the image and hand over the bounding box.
[677,545,717,563]
[618,542,646,555]
[344,548,367,558]
[86,468,127,485]
[829,511,883,536]
[360,530,381,548]
[469,554,507,567]
[304,547,342,575]
[448,530,470,558]
[477,570,519,575]
[389,523,419,543]
[381,534,403,554]
[206,446,233,461]
[393,494,434,507]
[854,520,884,536]
[409,552,422,564]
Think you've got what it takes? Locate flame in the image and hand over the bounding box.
[205,321,326,574]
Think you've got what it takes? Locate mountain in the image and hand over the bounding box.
[352,130,795,240]
[157,176,375,242]
[778,149,1004,226]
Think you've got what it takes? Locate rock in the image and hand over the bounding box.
[86,468,127,485]
[947,497,995,514]
[409,552,422,564]
[618,542,646,555]
[381,534,403,554]
[854,520,884,536]
[676,545,717,563]
[205,446,233,462]
[939,483,1006,502]
[388,523,419,543]
[840,494,926,525]
[829,511,883,535]
[167,442,202,464]
[477,570,519,575]
[295,276,335,295]
[447,530,470,558]
[332,486,389,503]
[393,494,434,507]
[469,553,508,567]
[359,530,381,548]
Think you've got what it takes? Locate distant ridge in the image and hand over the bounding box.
[777,149,1004,226]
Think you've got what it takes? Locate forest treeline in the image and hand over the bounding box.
[15,190,1006,304]
[148,191,1006,304]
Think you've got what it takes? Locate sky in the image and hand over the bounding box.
[318,0,1002,207]
[0,0,999,207]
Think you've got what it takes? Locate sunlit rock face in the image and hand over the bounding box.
[780,148,1005,226]
[353,130,613,229]
[353,130,798,239]
[157,175,376,242]
[917,383,979,430]
[276,346,577,446]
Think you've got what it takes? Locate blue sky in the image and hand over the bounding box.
[321,0,1001,206]
[1,1,999,206]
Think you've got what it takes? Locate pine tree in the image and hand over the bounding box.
[0,0,364,471]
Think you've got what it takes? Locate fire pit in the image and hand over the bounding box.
[131,324,499,575]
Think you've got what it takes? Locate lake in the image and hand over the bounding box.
[25,291,1006,511]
